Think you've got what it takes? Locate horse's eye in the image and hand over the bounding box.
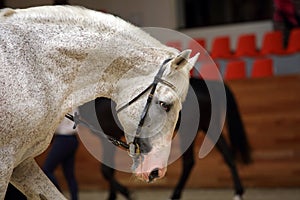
[159,101,171,112]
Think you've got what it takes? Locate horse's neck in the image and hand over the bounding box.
[49,38,137,112]
[3,6,175,113]
[37,25,163,112]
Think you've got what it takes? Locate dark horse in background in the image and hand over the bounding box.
[78,77,252,200]
[5,77,251,200]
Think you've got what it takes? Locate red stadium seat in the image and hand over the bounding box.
[198,61,221,80]
[224,60,246,80]
[191,38,206,49]
[234,33,259,57]
[286,28,300,54]
[251,58,274,78]
[211,36,233,59]
[188,38,207,61]
[260,31,286,55]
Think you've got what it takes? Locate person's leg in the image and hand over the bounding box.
[61,135,79,200]
[43,135,70,191]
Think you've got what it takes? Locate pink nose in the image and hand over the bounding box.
[136,168,166,182]
[150,167,168,182]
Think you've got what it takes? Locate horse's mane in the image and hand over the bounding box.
[3,5,165,49]
[6,6,118,25]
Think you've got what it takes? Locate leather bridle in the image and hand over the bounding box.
[65,58,177,158]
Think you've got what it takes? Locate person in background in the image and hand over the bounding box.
[42,109,79,200]
[273,0,300,46]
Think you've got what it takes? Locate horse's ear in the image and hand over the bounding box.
[171,49,199,71]
[171,49,191,70]
[187,53,200,71]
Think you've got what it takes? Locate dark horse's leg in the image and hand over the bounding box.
[225,83,251,164]
[170,134,244,200]
[92,97,133,200]
[100,140,132,200]
[101,164,132,200]
[5,184,27,200]
[170,141,195,200]
[215,134,244,199]
[169,78,249,200]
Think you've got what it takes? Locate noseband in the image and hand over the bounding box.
[65,58,177,157]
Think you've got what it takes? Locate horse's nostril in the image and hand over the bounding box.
[148,168,159,182]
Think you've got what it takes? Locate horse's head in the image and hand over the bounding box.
[114,49,199,182]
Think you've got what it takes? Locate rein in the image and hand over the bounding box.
[65,112,130,150]
[65,58,175,157]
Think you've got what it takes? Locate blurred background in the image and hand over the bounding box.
[1,0,299,199]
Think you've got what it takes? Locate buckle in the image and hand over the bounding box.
[128,142,140,157]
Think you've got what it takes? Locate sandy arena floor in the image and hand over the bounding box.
[63,188,300,200]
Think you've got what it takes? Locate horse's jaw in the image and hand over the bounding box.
[131,142,171,182]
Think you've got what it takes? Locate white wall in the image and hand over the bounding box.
[4,1,273,51]
[5,0,52,8]
[5,0,179,29]
[72,0,178,29]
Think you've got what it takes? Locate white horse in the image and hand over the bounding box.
[0,5,198,200]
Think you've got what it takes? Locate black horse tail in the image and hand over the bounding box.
[225,84,252,164]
